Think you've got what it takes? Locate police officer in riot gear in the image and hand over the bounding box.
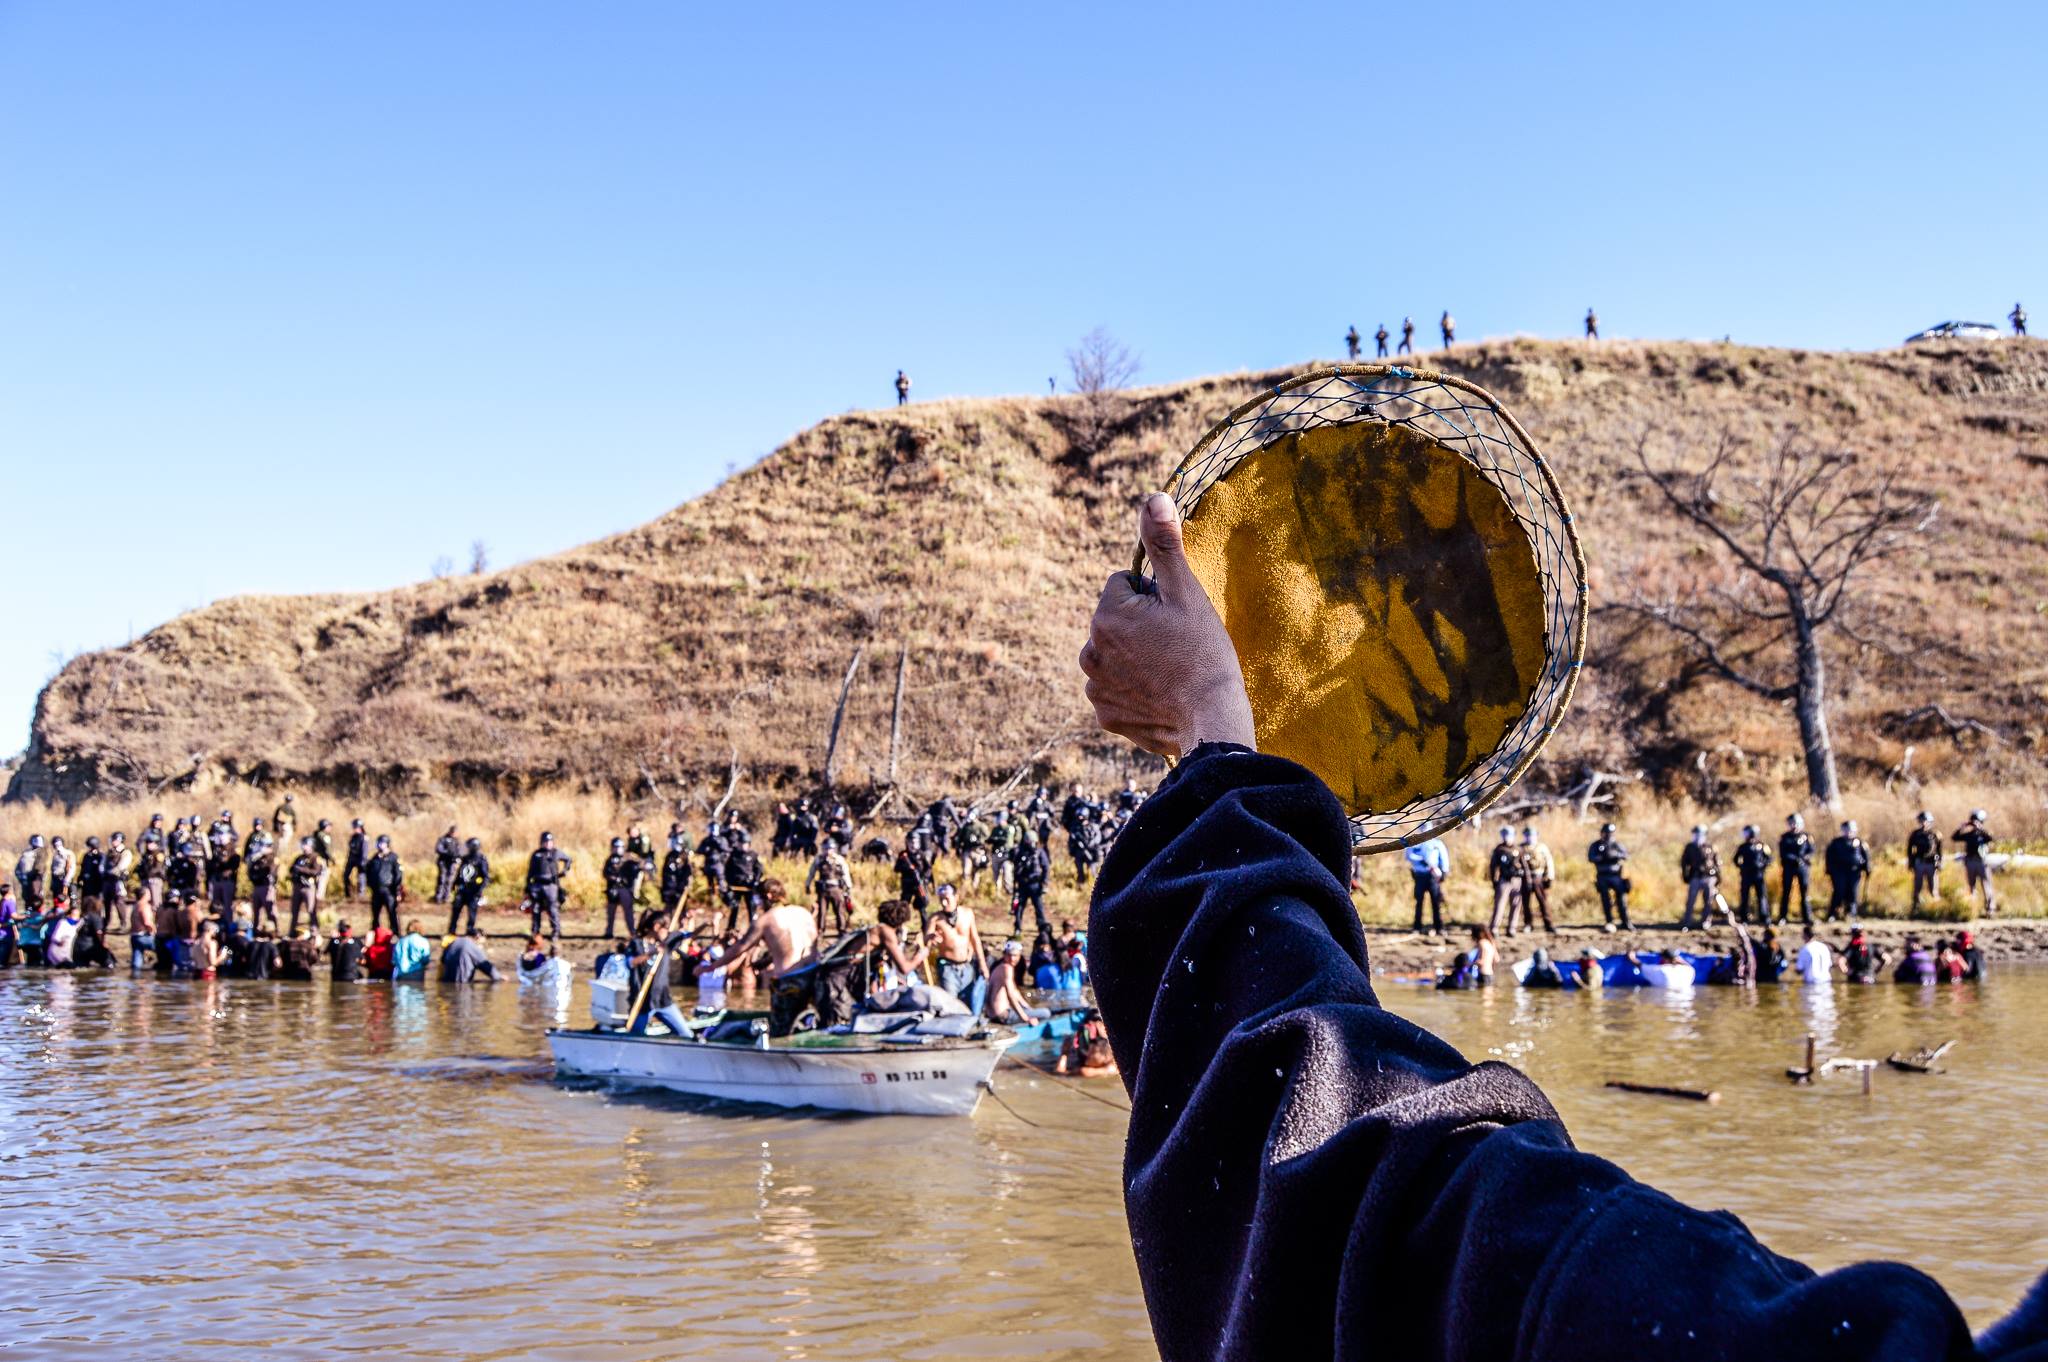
[451,837,491,936]
[1731,825,1772,923]
[1777,814,1815,924]
[1585,823,1631,930]
[524,832,572,941]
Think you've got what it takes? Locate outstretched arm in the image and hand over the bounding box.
[1081,494,2005,1362]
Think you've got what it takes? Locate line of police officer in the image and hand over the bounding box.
[1592,807,2001,929]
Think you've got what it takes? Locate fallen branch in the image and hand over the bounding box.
[1606,1080,1720,1104]
[1894,704,2000,745]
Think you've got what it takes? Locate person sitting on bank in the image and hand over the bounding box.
[439,928,497,983]
[984,940,1048,1025]
[1075,491,2048,1361]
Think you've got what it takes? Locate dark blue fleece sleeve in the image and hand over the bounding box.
[1089,745,2032,1362]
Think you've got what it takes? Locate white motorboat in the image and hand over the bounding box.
[548,976,1016,1116]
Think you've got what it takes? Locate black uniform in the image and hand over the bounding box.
[602,852,642,938]
[1089,744,2033,1362]
[1777,828,1815,923]
[432,834,460,904]
[206,847,241,917]
[1824,833,1870,921]
[1010,840,1050,936]
[343,830,368,898]
[451,850,490,936]
[659,846,693,913]
[723,844,764,932]
[525,846,572,940]
[697,831,730,906]
[1585,835,1631,927]
[1732,836,1772,921]
[365,850,405,933]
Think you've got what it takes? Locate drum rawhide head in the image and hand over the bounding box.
[1141,365,1587,853]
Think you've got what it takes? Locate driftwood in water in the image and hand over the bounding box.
[1886,1039,1956,1074]
[1606,1080,1720,1104]
[1819,1056,1879,1094]
[1787,1034,1819,1083]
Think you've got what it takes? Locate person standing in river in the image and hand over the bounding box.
[1076,490,2048,1361]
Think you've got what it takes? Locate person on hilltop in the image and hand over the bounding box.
[1398,315,1415,355]
[1075,490,2048,1362]
[1731,824,1771,923]
[1584,306,1599,340]
[1439,309,1456,350]
[1777,812,1815,924]
[451,837,491,936]
[1906,810,1944,914]
[2013,301,2028,337]
[1953,809,1998,916]
[894,369,911,406]
[1374,321,1390,357]
[432,826,461,904]
[1823,820,1870,922]
[1345,324,1361,360]
[525,831,573,941]
[365,835,406,935]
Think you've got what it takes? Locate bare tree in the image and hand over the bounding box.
[430,555,454,580]
[1067,326,1140,394]
[469,540,490,575]
[1625,426,1936,811]
[1059,327,1141,460]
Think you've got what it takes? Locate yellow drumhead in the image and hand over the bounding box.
[1179,420,1547,817]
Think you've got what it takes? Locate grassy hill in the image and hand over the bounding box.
[13,338,2048,818]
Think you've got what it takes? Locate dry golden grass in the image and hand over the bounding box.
[11,338,2048,843]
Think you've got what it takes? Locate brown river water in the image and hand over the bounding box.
[2,963,2044,1359]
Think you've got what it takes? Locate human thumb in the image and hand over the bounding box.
[1138,492,1198,600]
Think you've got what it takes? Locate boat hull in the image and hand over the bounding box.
[547,1028,1014,1116]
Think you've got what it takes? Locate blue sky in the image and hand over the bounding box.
[2,1,2039,755]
